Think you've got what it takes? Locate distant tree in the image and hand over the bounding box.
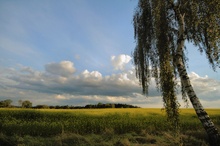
[69,106,75,109]
[84,103,137,109]
[5,99,12,107]
[0,99,12,107]
[105,103,115,108]
[62,105,69,109]
[97,102,103,108]
[85,104,93,109]
[55,105,60,109]
[49,106,55,109]
[133,0,220,144]
[34,105,49,109]
[22,100,32,108]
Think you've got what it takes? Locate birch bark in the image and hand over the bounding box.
[174,8,220,146]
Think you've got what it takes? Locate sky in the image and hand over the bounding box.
[0,0,219,108]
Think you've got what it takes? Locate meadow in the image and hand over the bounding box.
[0,108,219,146]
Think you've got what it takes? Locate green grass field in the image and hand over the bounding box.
[0,108,219,146]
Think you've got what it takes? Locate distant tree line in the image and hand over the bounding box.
[0,99,140,109]
[84,102,140,109]
[34,102,140,109]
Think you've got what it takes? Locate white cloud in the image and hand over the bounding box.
[45,61,76,77]
[82,70,102,80]
[111,54,132,70]
[188,72,220,101]
[1,63,145,104]
[0,63,220,108]
[55,94,68,100]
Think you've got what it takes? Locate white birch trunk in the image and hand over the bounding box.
[174,9,220,146]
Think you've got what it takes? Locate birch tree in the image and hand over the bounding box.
[133,0,220,145]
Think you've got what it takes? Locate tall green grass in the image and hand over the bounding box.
[0,108,219,137]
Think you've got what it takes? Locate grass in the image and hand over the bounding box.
[0,108,219,145]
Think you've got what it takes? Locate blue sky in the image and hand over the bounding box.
[0,0,219,108]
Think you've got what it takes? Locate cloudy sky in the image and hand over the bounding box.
[0,0,219,108]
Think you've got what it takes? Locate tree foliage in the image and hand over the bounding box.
[133,0,220,131]
[0,99,12,108]
[21,100,32,108]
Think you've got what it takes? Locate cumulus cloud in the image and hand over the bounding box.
[55,94,68,100]
[45,61,76,77]
[4,66,140,96]
[0,62,220,108]
[188,72,220,101]
[111,54,132,70]
[81,70,102,80]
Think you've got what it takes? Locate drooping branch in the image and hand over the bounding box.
[133,1,220,144]
[172,1,220,144]
[134,0,180,130]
